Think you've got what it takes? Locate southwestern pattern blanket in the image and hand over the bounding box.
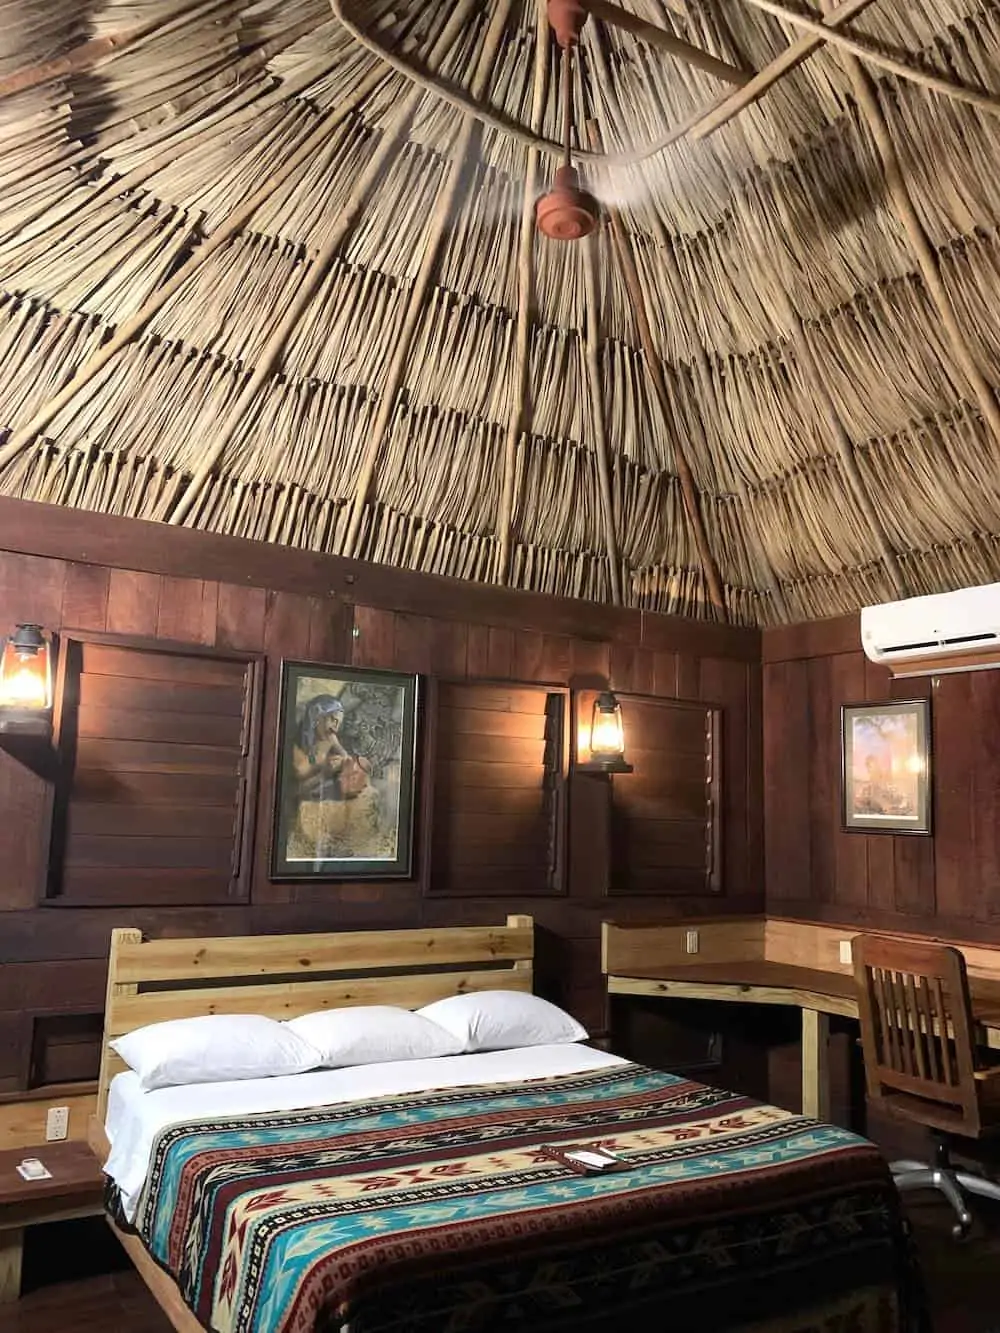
[116,1063,925,1333]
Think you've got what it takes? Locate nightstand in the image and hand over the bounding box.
[0,1141,105,1301]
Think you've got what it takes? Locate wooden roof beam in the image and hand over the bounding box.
[497,0,549,588]
[163,0,487,528]
[340,0,515,561]
[582,232,625,608]
[0,0,230,101]
[691,0,876,140]
[738,0,1000,119]
[583,0,752,86]
[588,186,727,616]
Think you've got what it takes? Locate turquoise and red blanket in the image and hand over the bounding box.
[121,1063,924,1333]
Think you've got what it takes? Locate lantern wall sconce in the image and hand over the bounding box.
[0,624,56,748]
[575,689,633,774]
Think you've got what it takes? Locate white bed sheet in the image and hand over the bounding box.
[104,1043,627,1221]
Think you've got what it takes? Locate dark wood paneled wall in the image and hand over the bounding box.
[0,497,762,1095]
[764,614,1000,941]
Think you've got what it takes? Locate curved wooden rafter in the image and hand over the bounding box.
[340,0,517,559]
[496,0,550,588]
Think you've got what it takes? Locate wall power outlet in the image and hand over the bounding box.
[685,929,700,955]
[839,939,853,966]
[45,1105,69,1141]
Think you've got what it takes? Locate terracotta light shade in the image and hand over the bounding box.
[536,166,600,241]
[547,0,589,47]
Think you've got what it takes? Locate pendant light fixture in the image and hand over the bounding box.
[535,0,600,241]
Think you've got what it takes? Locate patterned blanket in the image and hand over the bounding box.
[119,1063,925,1333]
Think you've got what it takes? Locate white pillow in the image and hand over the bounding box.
[111,1014,321,1092]
[284,1006,462,1068]
[418,990,588,1053]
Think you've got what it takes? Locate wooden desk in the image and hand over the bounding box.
[607,961,1000,1120]
[0,1140,105,1301]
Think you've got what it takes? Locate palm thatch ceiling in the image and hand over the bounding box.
[2,0,1000,626]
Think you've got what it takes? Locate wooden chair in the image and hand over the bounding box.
[853,934,1000,1237]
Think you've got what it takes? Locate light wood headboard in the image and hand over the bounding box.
[97,915,534,1119]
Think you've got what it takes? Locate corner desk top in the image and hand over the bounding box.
[607,960,1000,1036]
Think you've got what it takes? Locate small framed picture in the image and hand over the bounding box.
[841,699,931,835]
[271,662,419,879]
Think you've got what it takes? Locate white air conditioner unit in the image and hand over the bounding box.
[861,583,1000,677]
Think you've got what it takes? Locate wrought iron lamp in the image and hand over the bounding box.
[0,624,55,738]
[578,689,633,774]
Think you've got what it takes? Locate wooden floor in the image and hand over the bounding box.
[6,1199,1000,1332]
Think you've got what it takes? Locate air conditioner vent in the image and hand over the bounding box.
[861,583,1000,678]
[881,632,998,654]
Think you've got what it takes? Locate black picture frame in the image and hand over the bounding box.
[271,661,419,879]
[841,699,932,835]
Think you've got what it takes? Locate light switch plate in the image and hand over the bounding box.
[45,1105,69,1141]
[839,939,853,966]
[685,929,699,955]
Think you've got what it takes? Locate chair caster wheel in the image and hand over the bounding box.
[952,1219,972,1240]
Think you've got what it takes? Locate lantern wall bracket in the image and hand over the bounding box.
[0,728,58,780]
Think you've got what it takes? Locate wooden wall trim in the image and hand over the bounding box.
[763,613,859,663]
[0,497,759,659]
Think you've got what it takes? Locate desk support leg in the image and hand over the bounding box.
[802,1008,830,1121]
[0,1226,23,1302]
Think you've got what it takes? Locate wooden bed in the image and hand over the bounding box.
[89,914,921,1333]
[89,915,535,1333]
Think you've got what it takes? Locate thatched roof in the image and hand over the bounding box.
[1,0,999,626]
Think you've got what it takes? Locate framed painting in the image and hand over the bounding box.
[841,699,931,835]
[271,662,419,879]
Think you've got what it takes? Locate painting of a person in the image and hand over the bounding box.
[292,695,359,801]
[285,679,413,867]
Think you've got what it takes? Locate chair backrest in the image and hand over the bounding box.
[853,934,981,1136]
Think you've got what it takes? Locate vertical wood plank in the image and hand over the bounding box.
[106,569,160,636]
[216,584,267,653]
[308,597,351,664]
[676,654,700,698]
[829,653,869,909]
[61,564,109,631]
[156,577,218,645]
[0,1226,23,1301]
[263,590,314,660]
[486,627,514,678]
[652,650,679,698]
[933,672,973,920]
[609,642,635,692]
[763,659,811,903]
[513,630,544,682]
[540,634,571,685]
[801,1008,830,1120]
[700,657,749,900]
[972,670,1000,922]
[806,654,835,906]
[466,625,491,678]
[351,605,395,668]
[746,659,764,906]
[0,553,67,628]
[570,637,610,685]
[393,614,434,675]
[864,656,896,914]
[429,619,468,678]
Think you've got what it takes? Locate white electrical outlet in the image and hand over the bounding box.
[45,1105,69,1141]
[685,929,699,955]
[839,939,853,966]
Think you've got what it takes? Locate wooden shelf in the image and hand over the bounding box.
[0,1140,104,1303]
